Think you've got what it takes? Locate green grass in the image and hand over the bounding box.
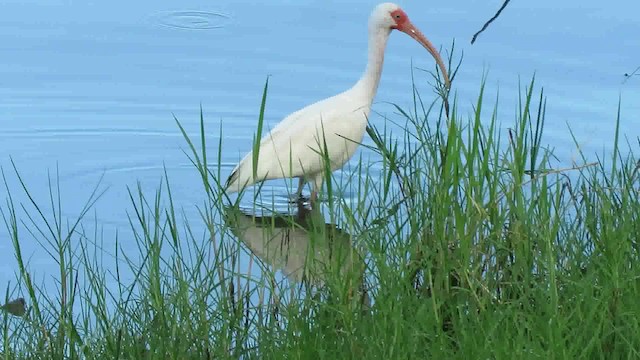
[0,69,639,359]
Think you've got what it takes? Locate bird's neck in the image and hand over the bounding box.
[353,27,391,103]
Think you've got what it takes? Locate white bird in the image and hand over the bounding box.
[226,2,450,204]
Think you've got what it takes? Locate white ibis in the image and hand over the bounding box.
[226,2,450,204]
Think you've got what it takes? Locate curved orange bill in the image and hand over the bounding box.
[401,21,450,89]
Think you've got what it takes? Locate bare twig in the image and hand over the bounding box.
[471,0,511,44]
[494,162,599,205]
[623,66,640,83]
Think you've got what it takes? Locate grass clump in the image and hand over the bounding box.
[0,70,639,359]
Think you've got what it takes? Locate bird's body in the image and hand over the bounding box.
[226,3,450,203]
[226,83,371,198]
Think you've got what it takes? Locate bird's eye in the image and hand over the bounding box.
[395,14,401,19]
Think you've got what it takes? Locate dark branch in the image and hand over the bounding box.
[623,66,640,83]
[471,0,511,44]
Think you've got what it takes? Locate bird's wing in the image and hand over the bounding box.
[226,93,368,193]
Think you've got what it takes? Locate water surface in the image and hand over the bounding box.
[0,0,638,288]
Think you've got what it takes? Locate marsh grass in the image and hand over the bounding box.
[0,68,639,359]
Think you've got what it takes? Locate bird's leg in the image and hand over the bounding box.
[309,174,324,205]
[296,177,305,199]
[290,177,308,204]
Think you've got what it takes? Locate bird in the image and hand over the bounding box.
[1,297,26,317]
[225,2,450,205]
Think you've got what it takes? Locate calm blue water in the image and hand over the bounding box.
[0,0,638,291]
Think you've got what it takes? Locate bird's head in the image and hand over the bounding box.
[369,3,409,31]
[370,3,450,89]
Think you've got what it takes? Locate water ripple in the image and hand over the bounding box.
[149,10,230,30]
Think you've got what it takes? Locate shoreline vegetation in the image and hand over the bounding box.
[1,66,639,358]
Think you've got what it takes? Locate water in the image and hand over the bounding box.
[0,0,638,290]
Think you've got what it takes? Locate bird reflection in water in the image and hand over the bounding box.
[223,202,369,308]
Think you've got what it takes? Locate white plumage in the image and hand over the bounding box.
[226,3,450,203]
